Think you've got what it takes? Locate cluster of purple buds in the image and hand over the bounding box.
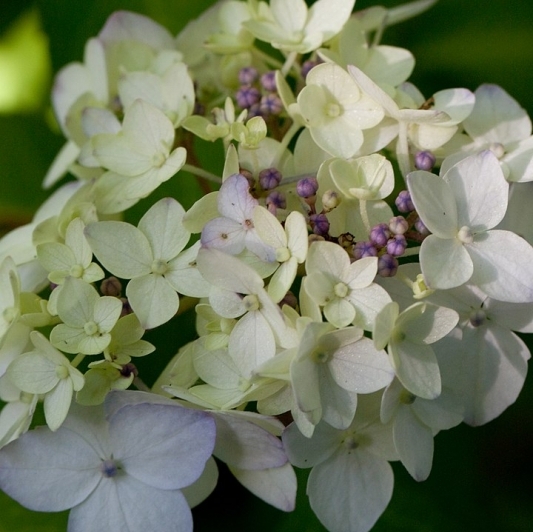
[393,190,430,240]
[236,66,283,117]
[355,216,410,277]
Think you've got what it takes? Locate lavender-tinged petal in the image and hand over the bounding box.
[68,474,192,532]
[0,423,102,511]
[109,403,215,490]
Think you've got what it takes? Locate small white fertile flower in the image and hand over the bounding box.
[0,392,216,532]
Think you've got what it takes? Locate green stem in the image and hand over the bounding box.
[359,200,371,235]
[277,121,301,162]
[71,354,86,368]
[252,47,285,70]
[182,164,222,184]
[401,245,421,257]
[281,51,299,78]
[396,121,411,178]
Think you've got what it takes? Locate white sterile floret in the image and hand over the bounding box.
[373,301,459,400]
[0,392,216,532]
[196,248,293,379]
[426,282,532,426]
[297,63,384,159]
[37,218,104,315]
[318,17,415,94]
[201,173,275,262]
[204,0,255,54]
[253,207,308,302]
[380,377,463,482]
[290,322,394,434]
[244,0,355,54]
[118,59,195,128]
[0,324,37,447]
[85,198,209,329]
[49,277,123,356]
[282,393,398,532]
[407,150,533,302]
[89,99,187,214]
[305,241,391,329]
[348,65,474,174]
[7,331,84,431]
[441,84,533,182]
[0,257,21,345]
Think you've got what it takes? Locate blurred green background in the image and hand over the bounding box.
[1,0,533,530]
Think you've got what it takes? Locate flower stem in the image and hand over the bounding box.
[71,354,86,368]
[182,164,222,184]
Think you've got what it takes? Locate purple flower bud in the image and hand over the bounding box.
[378,254,398,277]
[302,60,320,78]
[310,213,329,236]
[389,216,409,235]
[259,167,282,190]
[100,459,119,478]
[395,190,415,213]
[239,66,259,85]
[353,241,378,259]
[414,150,436,171]
[370,223,391,247]
[469,309,486,327]
[247,102,262,118]
[260,71,277,91]
[260,93,283,115]
[120,363,138,378]
[386,234,407,256]
[266,190,286,211]
[322,189,340,211]
[296,176,318,198]
[101,276,122,297]
[280,291,298,309]
[120,297,133,317]
[236,86,261,109]
[414,217,430,236]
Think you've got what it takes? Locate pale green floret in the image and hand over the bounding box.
[242,294,260,312]
[83,321,99,336]
[391,328,406,344]
[469,309,486,327]
[342,434,359,450]
[326,102,342,118]
[55,365,69,380]
[399,389,416,404]
[334,282,349,298]
[457,225,474,244]
[275,247,291,262]
[312,349,329,364]
[69,264,84,278]
[3,307,18,325]
[151,259,169,275]
[152,151,166,168]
